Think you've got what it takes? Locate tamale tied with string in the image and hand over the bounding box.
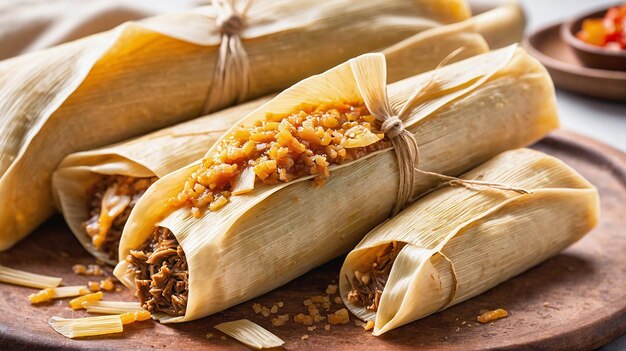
[53,4,527,265]
[340,149,599,335]
[113,45,559,322]
[0,0,471,250]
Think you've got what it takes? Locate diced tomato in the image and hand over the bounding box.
[576,3,626,50]
[578,19,608,46]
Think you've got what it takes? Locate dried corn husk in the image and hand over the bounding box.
[339,148,599,335]
[0,0,471,251]
[114,45,559,323]
[472,1,525,49]
[53,15,498,264]
[215,319,285,349]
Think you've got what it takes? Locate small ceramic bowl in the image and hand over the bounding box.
[561,8,626,71]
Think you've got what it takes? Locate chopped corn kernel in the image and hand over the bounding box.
[28,288,55,304]
[120,310,151,324]
[477,308,509,323]
[294,313,314,326]
[88,281,100,291]
[328,308,350,325]
[325,284,338,295]
[69,292,103,310]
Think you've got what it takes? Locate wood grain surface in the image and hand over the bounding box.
[0,129,625,350]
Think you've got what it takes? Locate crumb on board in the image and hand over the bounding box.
[324,324,331,331]
[362,320,374,330]
[325,284,338,295]
[100,277,115,291]
[333,296,342,304]
[206,333,213,340]
[477,308,509,323]
[307,326,317,332]
[72,264,104,276]
[294,313,314,326]
[252,303,262,314]
[261,306,271,317]
[88,281,100,291]
[270,304,278,314]
[328,308,350,325]
[271,314,289,327]
[301,334,309,340]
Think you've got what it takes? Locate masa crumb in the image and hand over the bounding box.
[328,308,350,325]
[325,284,338,295]
[363,320,375,331]
[477,308,508,323]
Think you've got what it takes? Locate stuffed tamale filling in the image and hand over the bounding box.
[126,227,188,316]
[347,242,404,312]
[171,102,389,216]
[83,175,157,260]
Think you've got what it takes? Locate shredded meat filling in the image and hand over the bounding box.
[347,242,404,312]
[126,227,188,316]
[83,175,157,260]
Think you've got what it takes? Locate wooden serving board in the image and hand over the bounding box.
[1,130,625,350]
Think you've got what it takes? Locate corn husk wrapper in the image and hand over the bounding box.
[0,0,471,251]
[339,148,599,335]
[114,44,559,323]
[472,1,525,50]
[115,46,558,322]
[53,16,498,264]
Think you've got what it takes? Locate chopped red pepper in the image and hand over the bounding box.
[576,4,626,50]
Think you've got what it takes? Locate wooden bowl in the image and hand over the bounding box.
[525,23,626,101]
[561,7,626,71]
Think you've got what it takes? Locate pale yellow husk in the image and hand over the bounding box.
[0,265,62,289]
[29,286,89,303]
[82,301,144,314]
[215,319,284,349]
[0,0,471,251]
[52,16,494,264]
[339,148,599,335]
[114,45,559,323]
[48,315,123,339]
[472,1,525,49]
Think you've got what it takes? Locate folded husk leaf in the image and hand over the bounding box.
[339,148,599,335]
[472,1,525,49]
[53,15,496,264]
[114,45,559,323]
[0,0,471,251]
[215,319,285,349]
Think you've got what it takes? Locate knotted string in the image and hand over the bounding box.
[202,0,254,114]
[362,48,529,217]
[379,115,419,216]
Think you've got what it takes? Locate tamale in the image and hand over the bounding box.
[472,1,525,50]
[339,148,599,335]
[113,45,559,323]
[54,11,510,264]
[0,0,471,250]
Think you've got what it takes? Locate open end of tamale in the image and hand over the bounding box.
[347,241,405,312]
[170,102,390,217]
[126,102,392,318]
[83,175,158,261]
[125,227,188,316]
